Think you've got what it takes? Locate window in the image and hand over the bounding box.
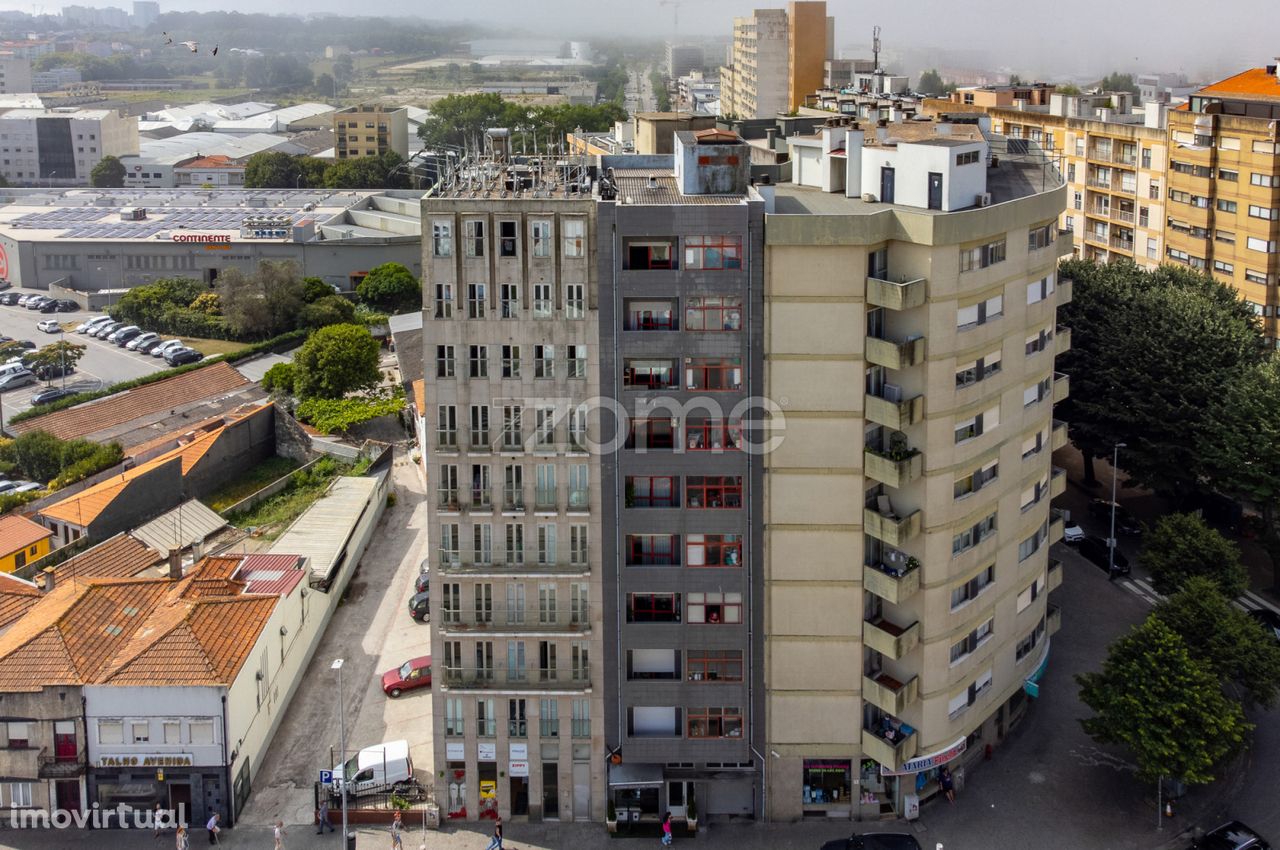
[1064,215,1074,232]
[570,525,588,565]
[952,513,997,556]
[1016,617,1047,662]
[477,698,496,737]
[624,359,678,389]
[685,476,742,509]
[1249,205,1280,221]
[687,650,743,682]
[1023,375,1053,407]
[959,238,1007,272]
[163,721,180,745]
[534,345,554,378]
[540,699,559,737]
[1025,327,1053,356]
[563,219,585,257]
[954,460,998,499]
[956,294,1003,329]
[1149,181,1160,200]
[531,220,552,257]
[1072,192,1082,211]
[467,282,486,318]
[534,408,556,450]
[627,534,679,565]
[499,220,518,257]
[131,721,150,743]
[433,283,454,318]
[950,618,994,663]
[501,405,523,451]
[533,283,552,318]
[567,344,586,378]
[572,698,590,737]
[440,524,461,565]
[627,418,677,450]
[2,783,32,808]
[1026,275,1055,305]
[1019,520,1050,561]
[686,358,742,391]
[465,220,485,257]
[954,404,1000,444]
[1020,474,1050,511]
[445,698,464,736]
[626,239,676,270]
[627,476,678,508]
[1027,224,1055,251]
[1217,199,1238,213]
[190,721,214,745]
[686,419,741,451]
[1017,573,1047,613]
[1251,172,1280,188]
[1171,161,1212,178]
[626,298,676,330]
[1141,148,1152,169]
[685,296,743,331]
[4,722,28,749]
[950,565,995,610]
[432,221,453,257]
[1248,237,1279,253]
[947,669,993,718]
[1246,269,1270,285]
[687,533,741,567]
[436,345,455,378]
[1217,230,1236,245]
[1138,206,1150,227]
[99,719,123,744]
[565,284,584,318]
[1147,237,1159,260]
[468,344,488,378]
[1213,260,1235,276]
[569,407,588,452]
[627,592,681,622]
[500,283,519,318]
[1218,168,1238,181]
[687,592,742,624]
[687,707,743,738]
[437,405,458,448]
[684,235,743,269]
[955,349,1002,388]
[956,150,981,166]
[501,344,521,378]
[1022,427,1047,459]
[505,522,524,562]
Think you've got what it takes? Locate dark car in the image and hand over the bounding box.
[1078,535,1131,575]
[415,571,430,594]
[34,362,74,380]
[1087,498,1143,535]
[1192,820,1271,850]
[1248,608,1280,643]
[112,326,143,346]
[38,299,58,313]
[164,347,203,367]
[0,280,10,291]
[408,591,430,622]
[54,299,77,312]
[821,834,924,850]
[31,386,78,405]
[134,336,165,354]
[17,340,35,350]
[0,293,17,305]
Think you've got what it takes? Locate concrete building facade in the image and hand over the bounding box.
[0,51,33,94]
[720,3,834,120]
[0,107,138,187]
[334,104,409,159]
[666,44,705,79]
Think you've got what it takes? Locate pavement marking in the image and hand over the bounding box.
[1242,590,1280,616]
[1120,580,1161,606]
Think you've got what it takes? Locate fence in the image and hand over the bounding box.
[313,781,438,826]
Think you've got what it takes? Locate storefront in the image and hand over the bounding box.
[444,747,467,819]
[879,736,968,817]
[802,759,852,817]
[607,763,663,829]
[89,752,225,828]
[478,744,499,820]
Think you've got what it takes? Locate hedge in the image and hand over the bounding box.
[7,329,309,426]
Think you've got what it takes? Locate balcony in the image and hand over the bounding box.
[470,489,494,511]
[534,491,558,513]
[861,722,917,771]
[864,558,920,604]
[866,275,927,311]
[1084,230,1109,248]
[1058,278,1073,304]
[863,616,921,660]
[1052,372,1070,403]
[568,489,590,513]
[1047,603,1062,636]
[865,334,926,370]
[864,497,921,547]
[1111,208,1136,224]
[1110,236,1135,253]
[1054,325,1072,357]
[503,493,526,513]
[1052,419,1069,451]
[438,560,592,577]
[864,448,923,489]
[1050,466,1067,498]
[38,747,86,778]
[863,672,919,715]
[865,390,924,430]
[1047,558,1063,592]
[438,489,461,513]
[439,605,592,634]
[442,665,592,691]
[1049,508,1066,545]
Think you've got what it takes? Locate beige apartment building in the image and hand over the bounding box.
[720,3,832,119]
[762,117,1070,820]
[334,104,409,158]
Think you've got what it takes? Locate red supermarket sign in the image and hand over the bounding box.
[0,243,8,279]
[172,233,231,244]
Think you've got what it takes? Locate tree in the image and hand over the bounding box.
[917,69,947,94]
[27,341,87,381]
[10,430,66,484]
[295,394,406,434]
[1098,72,1139,95]
[90,155,126,188]
[243,151,298,189]
[300,294,357,329]
[315,72,336,99]
[356,262,419,313]
[1139,512,1247,598]
[217,261,306,339]
[261,362,296,395]
[1008,74,1024,86]
[302,277,335,303]
[1077,616,1250,786]
[1152,577,1280,708]
[292,323,381,400]
[1056,83,1082,95]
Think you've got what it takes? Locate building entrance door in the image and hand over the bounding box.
[572,761,590,821]
[880,167,896,204]
[54,780,79,813]
[169,783,192,824]
[927,172,943,210]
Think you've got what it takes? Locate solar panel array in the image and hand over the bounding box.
[9,207,298,238]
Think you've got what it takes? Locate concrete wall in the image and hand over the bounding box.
[85,456,184,542]
[0,686,86,813]
[182,406,276,499]
[860,141,988,211]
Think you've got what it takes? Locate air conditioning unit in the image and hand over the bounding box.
[976,192,992,207]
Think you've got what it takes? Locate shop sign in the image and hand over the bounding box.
[478,743,496,762]
[171,233,231,244]
[446,743,464,761]
[880,737,967,776]
[97,753,194,768]
[509,743,528,777]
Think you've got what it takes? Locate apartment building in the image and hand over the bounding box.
[720,3,832,119]
[421,132,606,823]
[1164,65,1280,341]
[763,116,1070,820]
[0,51,33,94]
[334,104,409,159]
[0,107,139,186]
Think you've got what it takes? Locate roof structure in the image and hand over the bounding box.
[129,500,227,555]
[270,475,382,581]
[44,533,162,587]
[0,573,42,633]
[1196,67,1280,102]
[235,554,306,596]
[0,514,54,555]
[176,154,241,170]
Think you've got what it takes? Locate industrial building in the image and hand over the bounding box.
[0,107,138,187]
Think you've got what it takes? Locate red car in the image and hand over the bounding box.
[381,656,432,698]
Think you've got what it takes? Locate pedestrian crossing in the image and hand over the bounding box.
[1118,577,1280,617]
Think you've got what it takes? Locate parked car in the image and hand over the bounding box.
[381,656,432,698]
[54,299,77,312]
[38,300,58,313]
[16,340,35,350]
[107,325,140,344]
[0,292,18,305]
[134,337,166,354]
[164,347,203,367]
[126,331,159,351]
[1248,608,1280,643]
[25,296,51,310]
[1062,519,1085,544]
[1087,498,1143,535]
[1191,820,1271,850]
[414,571,430,594]
[16,294,33,307]
[1077,535,1131,575]
[151,339,186,358]
[9,482,42,494]
[76,316,111,333]
[93,322,122,339]
[408,591,430,622]
[33,362,74,380]
[31,386,77,405]
[0,369,36,392]
[821,834,924,850]
[0,280,10,291]
[0,480,15,493]
[331,740,414,798]
[36,319,60,334]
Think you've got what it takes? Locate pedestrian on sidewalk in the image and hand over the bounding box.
[483,815,503,850]
[940,766,956,804]
[391,810,404,850]
[206,812,221,845]
[274,819,287,849]
[661,812,673,846]
[176,825,190,850]
[317,796,335,834]
[154,802,166,839]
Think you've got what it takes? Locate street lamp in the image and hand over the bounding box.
[47,170,57,190]
[332,658,348,846]
[1108,442,1127,579]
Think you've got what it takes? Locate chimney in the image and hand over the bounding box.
[647,175,658,190]
[765,127,778,148]
[168,548,182,580]
[43,569,54,594]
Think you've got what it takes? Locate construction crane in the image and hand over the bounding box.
[658,0,683,33]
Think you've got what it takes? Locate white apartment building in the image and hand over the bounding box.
[0,107,139,186]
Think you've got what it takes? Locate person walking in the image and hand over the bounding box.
[176,825,190,850]
[939,766,956,804]
[205,812,221,845]
[483,815,503,850]
[153,802,166,839]
[273,820,287,849]
[661,812,673,846]
[316,796,334,835]
[390,810,403,850]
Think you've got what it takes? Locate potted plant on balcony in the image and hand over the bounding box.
[905,556,920,572]
[607,800,618,833]
[685,795,698,832]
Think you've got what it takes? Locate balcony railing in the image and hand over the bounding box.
[503,492,526,512]
[1052,419,1069,451]
[865,390,924,430]
[1051,466,1067,499]
[438,489,461,512]
[863,672,919,715]
[864,557,920,604]
[863,448,923,489]
[865,333,926,370]
[1054,325,1072,357]
[1053,372,1070,403]
[568,489,590,512]
[1111,208,1136,224]
[861,721,917,771]
[471,489,494,511]
[438,560,591,576]
[38,747,86,778]
[864,505,922,547]
[1049,508,1066,545]
[535,491,557,512]
[1110,236,1135,253]
[1048,603,1062,636]
[1047,558,1063,592]
[866,275,927,311]
[439,605,592,633]
[1058,278,1073,304]
[442,665,592,690]
[863,616,920,660]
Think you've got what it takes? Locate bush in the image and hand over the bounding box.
[300,295,357,329]
[356,262,420,313]
[296,396,406,434]
[189,292,222,315]
[50,442,124,490]
[294,323,381,400]
[0,491,38,515]
[261,362,297,395]
[302,277,335,303]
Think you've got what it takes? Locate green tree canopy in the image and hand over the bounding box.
[293,323,381,400]
[917,69,952,95]
[7,431,64,484]
[1139,512,1247,598]
[90,155,126,188]
[1077,616,1250,785]
[217,261,307,339]
[261,361,296,395]
[296,394,405,434]
[243,151,299,189]
[416,93,627,152]
[1152,577,1280,708]
[356,262,419,313]
[302,277,335,303]
[300,294,357,329]
[1098,72,1139,95]
[27,341,86,380]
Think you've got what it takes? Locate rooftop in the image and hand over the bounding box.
[235,554,306,597]
[0,573,41,633]
[176,154,241,170]
[43,533,162,588]
[133,132,296,166]
[129,500,227,555]
[609,169,749,206]
[0,514,53,555]
[1195,67,1280,103]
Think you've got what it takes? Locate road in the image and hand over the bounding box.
[0,292,164,429]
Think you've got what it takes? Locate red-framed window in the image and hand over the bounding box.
[685,476,741,509]
[624,299,677,331]
[626,476,679,508]
[686,533,742,567]
[627,534,681,566]
[627,418,677,450]
[687,706,743,738]
[625,240,677,270]
[685,419,741,451]
[624,360,678,389]
[686,650,743,682]
[687,592,742,624]
[626,592,681,622]
[685,296,743,331]
[686,358,742,391]
[684,236,743,270]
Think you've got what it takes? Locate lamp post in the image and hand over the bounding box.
[58,329,66,391]
[1108,442,1127,579]
[47,170,57,190]
[332,658,348,846]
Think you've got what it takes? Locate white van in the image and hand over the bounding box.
[331,740,413,797]
[0,362,29,378]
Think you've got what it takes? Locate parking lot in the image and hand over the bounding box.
[0,290,166,428]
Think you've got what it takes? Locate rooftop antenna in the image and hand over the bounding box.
[873,25,884,95]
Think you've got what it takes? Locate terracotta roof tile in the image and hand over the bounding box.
[12,362,249,442]
[45,533,161,586]
[1196,67,1280,102]
[0,514,53,556]
[0,573,41,632]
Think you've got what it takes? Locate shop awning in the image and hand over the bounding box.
[880,736,967,776]
[608,763,664,788]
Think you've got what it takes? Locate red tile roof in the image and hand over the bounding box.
[0,514,53,556]
[1196,68,1280,102]
[0,573,41,632]
[236,554,306,596]
[179,155,242,169]
[44,533,161,587]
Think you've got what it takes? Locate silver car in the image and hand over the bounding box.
[0,369,36,391]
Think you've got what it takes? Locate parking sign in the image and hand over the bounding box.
[319,769,333,785]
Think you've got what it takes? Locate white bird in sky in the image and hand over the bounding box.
[180,40,198,53]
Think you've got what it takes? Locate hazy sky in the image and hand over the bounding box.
[12,0,1279,82]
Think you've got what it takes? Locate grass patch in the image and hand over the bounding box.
[225,456,349,540]
[183,337,248,357]
[206,455,301,512]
